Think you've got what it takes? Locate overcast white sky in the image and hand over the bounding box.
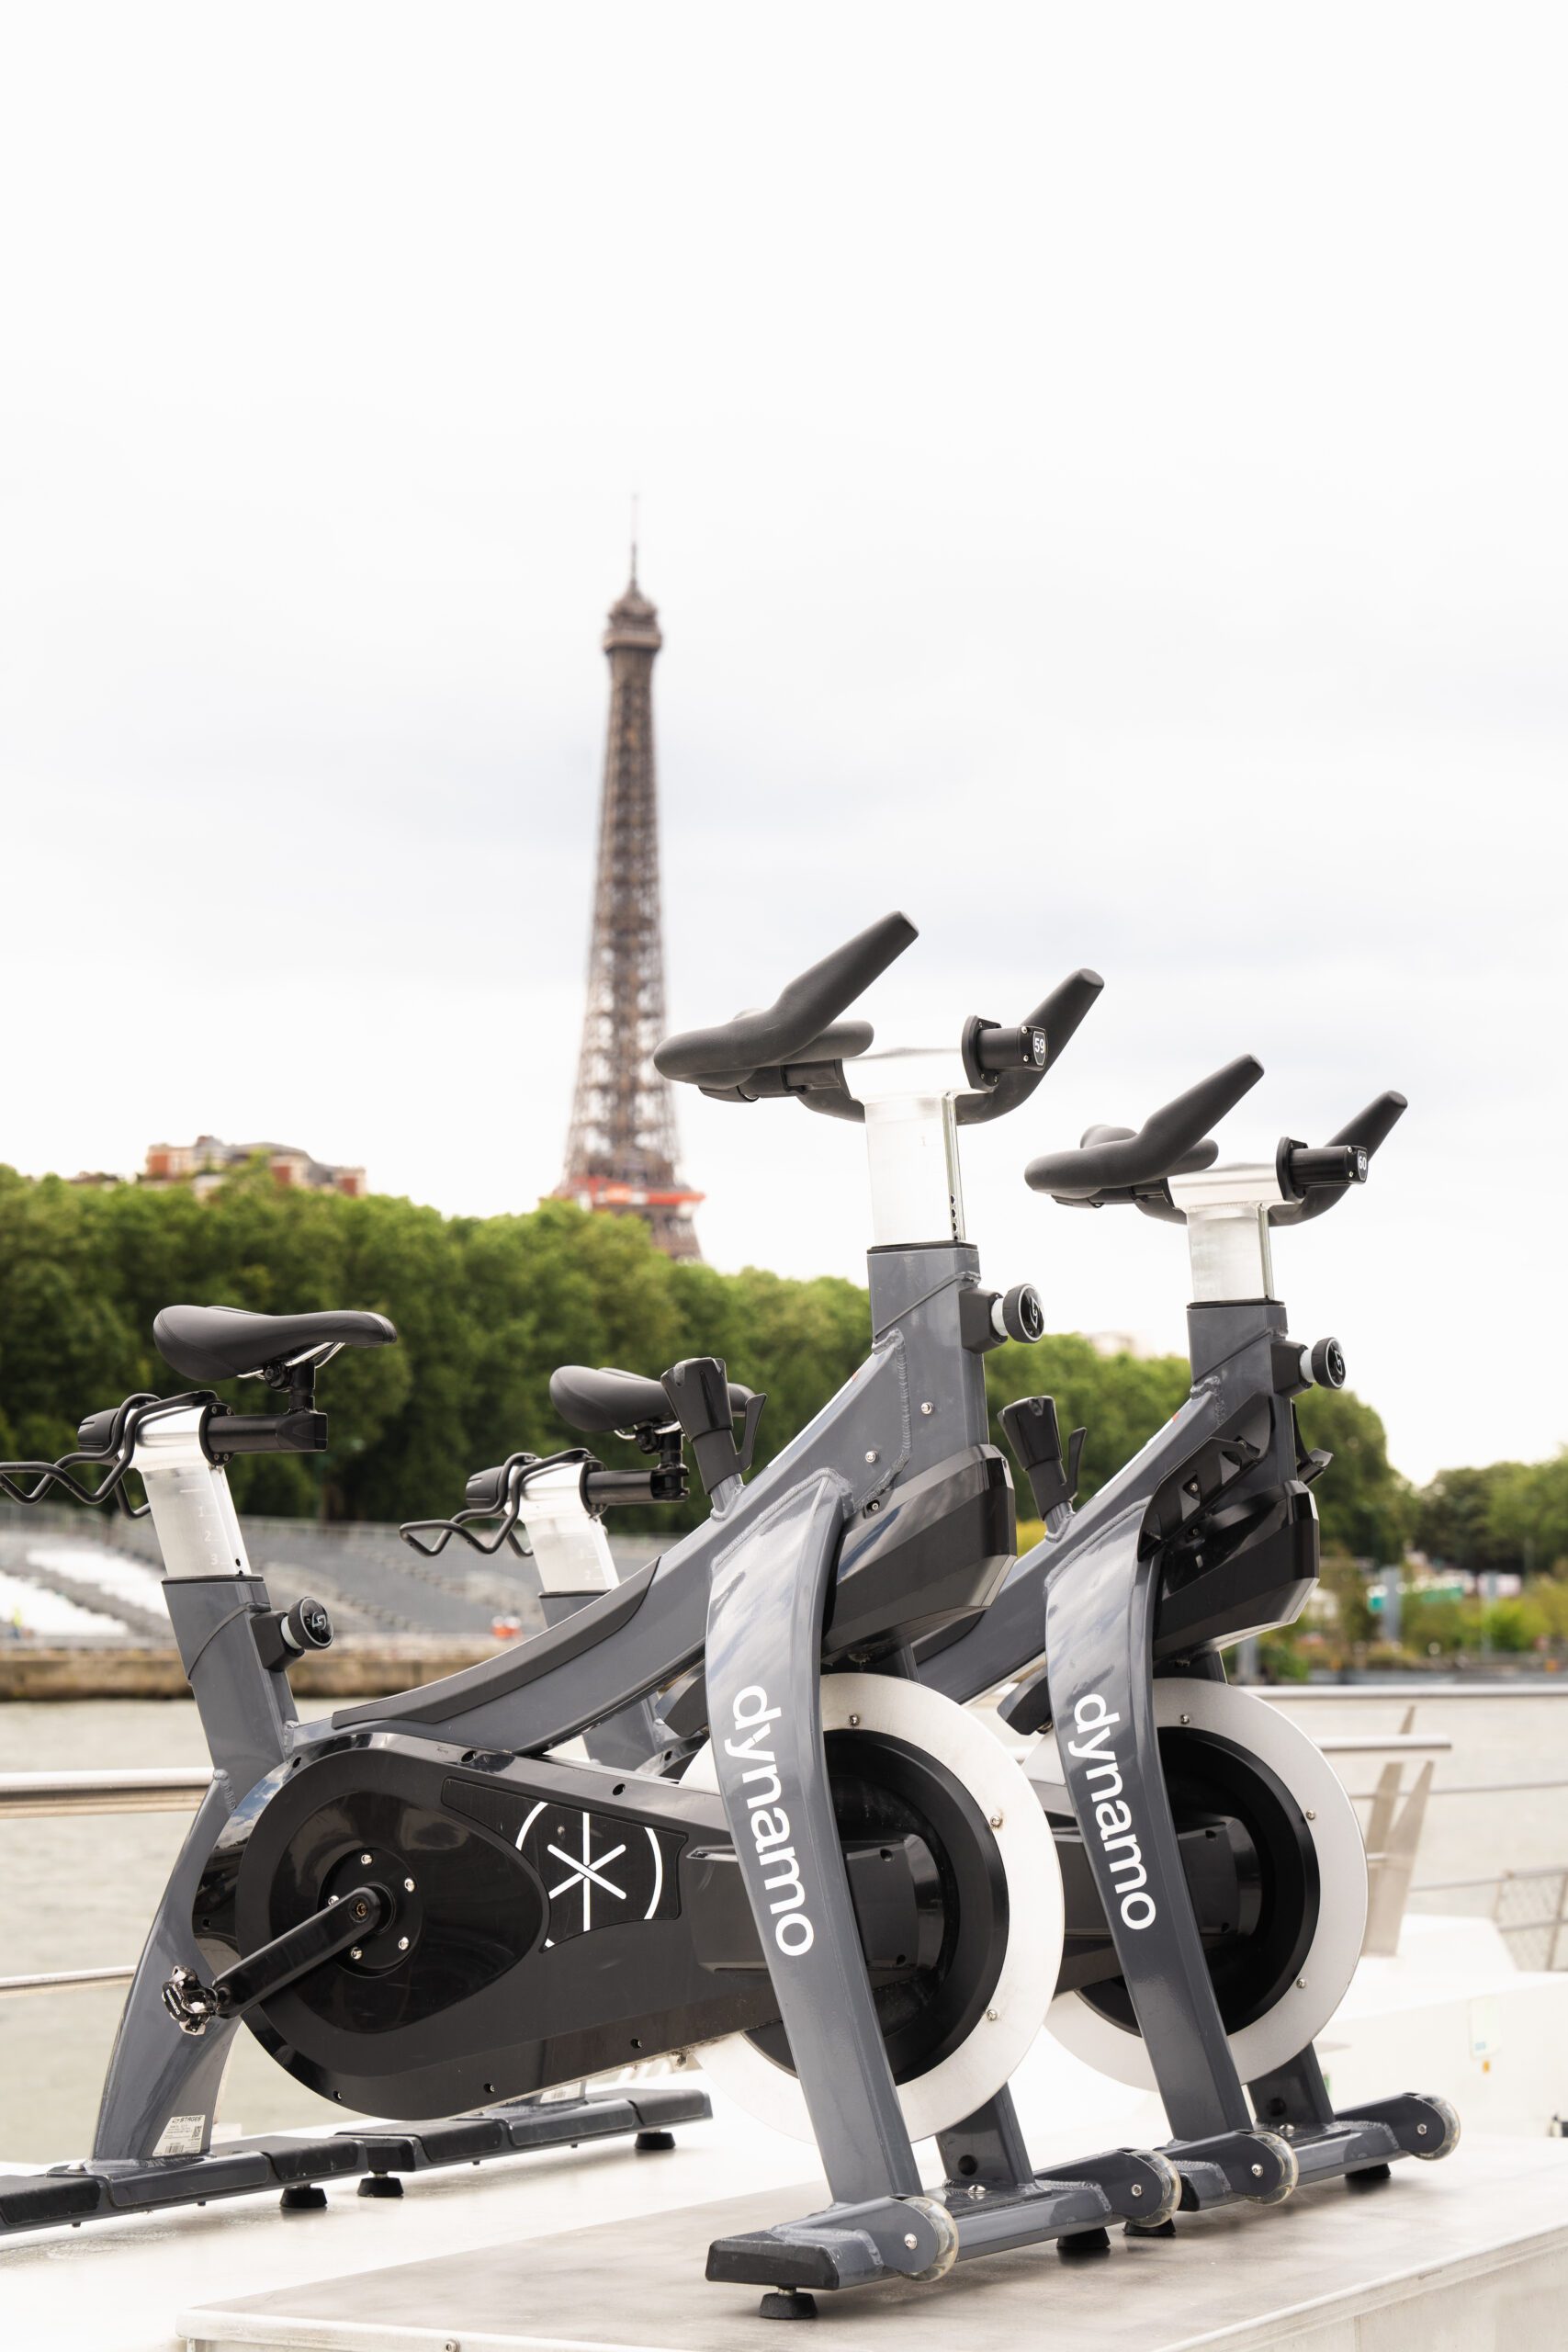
[1,6,1563,1484]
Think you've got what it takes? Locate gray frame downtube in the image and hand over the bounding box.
[332,1242,990,1756]
[704,1471,921,2203]
[96,1576,299,2162]
[93,1779,245,2161]
[340,1332,913,1756]
[923,1302,1291,1709]
[919,1389,1219,1705]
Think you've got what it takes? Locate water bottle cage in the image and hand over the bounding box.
[399,1439,693,1560]
[400,1450,570,1558]
[0,1391,214,1517]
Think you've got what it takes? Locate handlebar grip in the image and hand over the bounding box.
[703,1019,875,1096]
[957,967,1104,1127]
[654,912,918,1083]
[1282,1143,1367,1195]
[1035,968,1106,1073]
[1274,1089,1407,1227]
[1025,1053,1264,1196]
[1330,1091,1407,1155]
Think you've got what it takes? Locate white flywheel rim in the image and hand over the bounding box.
[1035,1679,1367,2090]
[684,1672,1063,2143]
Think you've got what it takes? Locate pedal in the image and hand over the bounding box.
[162,1882,389,2034]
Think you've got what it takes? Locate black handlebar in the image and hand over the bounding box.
[1270,1090,1406,1226]
[956,967,1104,1127]
[1331,1090,1407,1156]
[1024,1054,1265,1198]
[1280,1143,1368,1195]
[654,911,918,1085]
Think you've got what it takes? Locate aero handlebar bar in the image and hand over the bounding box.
[1024,1055,1266,1198]
[956,967,1104,1126]
[1271,1090,1407,1225]
[656,913,1100,1132]
[653,912,919,1084]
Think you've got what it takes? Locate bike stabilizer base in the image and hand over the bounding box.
[0,2085,709,2239]
[707,2146,1179,2301]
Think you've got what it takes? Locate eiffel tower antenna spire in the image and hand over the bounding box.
[553,557,703,1261]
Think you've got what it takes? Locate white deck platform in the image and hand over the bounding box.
[177,2136,1568,2352]
[7,1942,1568,2352]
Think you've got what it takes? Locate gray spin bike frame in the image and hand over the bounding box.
[921,1131,1456,2199]
[95,1019,1180,2294]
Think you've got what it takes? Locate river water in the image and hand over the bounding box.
[3,1690,1566,2163]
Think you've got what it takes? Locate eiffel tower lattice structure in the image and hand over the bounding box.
[554,565,703,1261]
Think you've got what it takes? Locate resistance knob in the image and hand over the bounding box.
[998,1284,1045,1344]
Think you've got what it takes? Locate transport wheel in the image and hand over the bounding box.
[1032,1679,1367,2091]
[1414,2096,1461,2159]
[685,1673,1064,2143]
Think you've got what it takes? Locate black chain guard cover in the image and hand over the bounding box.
[188,1731,784,2119]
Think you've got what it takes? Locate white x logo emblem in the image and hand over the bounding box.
[545,1814,629,1933]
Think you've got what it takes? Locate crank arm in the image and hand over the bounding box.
[163,1883,389,2036]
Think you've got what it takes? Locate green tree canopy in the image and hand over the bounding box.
[1295,1387,1415,1563]
[0,1165,1445,1573]
[1414,1461,1529,1576]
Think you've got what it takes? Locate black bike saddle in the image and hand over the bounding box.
[153,1304,398,1385]
[551,1363,753,1435]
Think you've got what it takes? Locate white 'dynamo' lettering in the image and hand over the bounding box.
[1066,1691,1158,1932]
[724,1684,815,1956]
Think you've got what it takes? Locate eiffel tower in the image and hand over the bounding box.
[554,560,703,1261]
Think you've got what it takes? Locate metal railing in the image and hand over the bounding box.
[1261,1683,1568,1698]
[1411,1866,1568,1973]
[0,1768,211,2000]
[1283,1701,1568,1964]
[0,1768,210,1819]
[3,1964,141,1997]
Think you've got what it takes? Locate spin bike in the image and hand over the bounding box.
[911,1071,1460,2207]
[0,914,1190,2309]
[505,1009,1458,2216]
[0,1317,712,2240]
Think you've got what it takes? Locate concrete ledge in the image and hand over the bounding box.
[178,2135,1568,2352]
[0,1642,500,1701]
